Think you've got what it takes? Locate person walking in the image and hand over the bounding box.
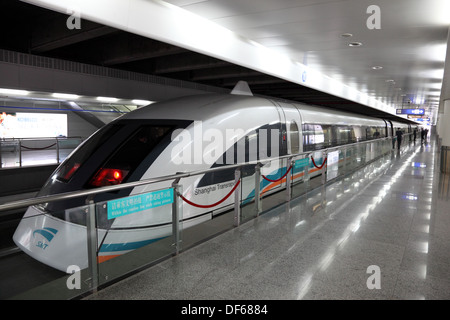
[395,128,403,150]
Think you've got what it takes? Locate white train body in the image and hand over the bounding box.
[13,90,412,272]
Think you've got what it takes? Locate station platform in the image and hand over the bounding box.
[80,137,449,300]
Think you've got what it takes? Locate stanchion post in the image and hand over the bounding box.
[18,140,22,167]
[255,163,262,216]
[56,137,60,163]
[234,168,241,227]
[286,157,293,202]
[321,151,327,185]
[172,179,182,255]
[343,147,347,175]
[86,199,99,292]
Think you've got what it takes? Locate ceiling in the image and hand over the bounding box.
[1,0,449,124]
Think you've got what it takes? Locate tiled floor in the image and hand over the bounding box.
[87,137,450,300]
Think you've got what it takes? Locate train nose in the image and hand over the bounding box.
[13,206,90,273]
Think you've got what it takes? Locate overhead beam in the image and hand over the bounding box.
[31,16,116,53]
[21,0,397,116]
[153,53,230,75]
[101,35,187,66]
[191,66,261,81]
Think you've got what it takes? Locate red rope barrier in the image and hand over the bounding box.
[21,143,57,150]
[311,157,327,169]
[179,180,241,209]
[262,165,292,182]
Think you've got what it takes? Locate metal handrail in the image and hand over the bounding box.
[0,136,392,212]
[0,136,84,142]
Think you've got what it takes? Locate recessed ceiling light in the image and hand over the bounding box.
[348,42,362,47]
[0,88,29,96]
[341,33,353,38]
[52,93,80,100]
[385,79,395,83]
[371,66,383,70]
[97,96,118,103]
[132,99,153,105]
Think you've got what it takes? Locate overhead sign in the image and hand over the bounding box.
[107,188,174,220]
[396,108,425,115]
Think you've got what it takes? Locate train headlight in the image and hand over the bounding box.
[88,168,129,187]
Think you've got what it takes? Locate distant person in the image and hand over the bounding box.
[424,128,429,141]
[421,128,425,144]
[395,128,403,150]
[413,128,417,142]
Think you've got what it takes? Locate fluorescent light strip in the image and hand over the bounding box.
[97,96,119,103]
[0,88,29,96]
[52,93,80,100]
[132,99,153,105]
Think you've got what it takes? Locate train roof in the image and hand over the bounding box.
[120,93,272,121]
[120,91,398,127]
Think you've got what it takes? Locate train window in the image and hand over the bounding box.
[302,124,324,151]
[88,125,173,187]
[197,123,282,187]
[321,125,332,147]
[290,121,300,154]
[337,126,351,145]
[55,124,123,182]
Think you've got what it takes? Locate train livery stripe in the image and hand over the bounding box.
[242,157,326,204]
[99,236,167,254]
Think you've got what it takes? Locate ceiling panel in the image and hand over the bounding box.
[165,0,450,122]
[2,0,449,124]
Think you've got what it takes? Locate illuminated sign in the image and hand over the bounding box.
[0,112,67,138]
[396,109,425,115]
[107,188,174,220]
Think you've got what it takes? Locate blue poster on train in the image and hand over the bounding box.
[107,188,174,220]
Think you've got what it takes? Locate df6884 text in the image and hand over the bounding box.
[225,305,268,315]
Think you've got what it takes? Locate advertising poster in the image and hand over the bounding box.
[0,112,67,138]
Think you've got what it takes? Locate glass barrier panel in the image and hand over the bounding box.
[326,150,340,182]
[96,187,178,286]
[20,138,58,166]
[309,151,325,190]
[0,140,20,168]
[260,158,289,212]
[176,174,236,251]
[58,138,83,163]
[3,202,93,299]
[240,165,257,224]
[291,155,310,198]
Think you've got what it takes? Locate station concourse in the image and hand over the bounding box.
[1,0,450,302]
[84,138,450,300]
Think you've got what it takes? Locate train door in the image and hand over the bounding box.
[261,100,301,191]
[276,102,303,155]
[382,119,389,138]
[387,120,393,137]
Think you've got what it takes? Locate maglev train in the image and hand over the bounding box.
[13,82,416,272]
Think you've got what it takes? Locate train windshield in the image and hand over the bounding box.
[55,124,123,182]
[86,125,173,187]
[42,122,178,227]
